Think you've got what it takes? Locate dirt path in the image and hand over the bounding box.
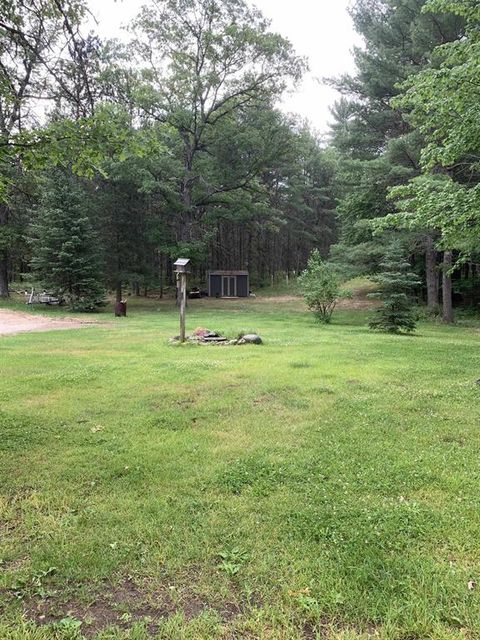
[0,309,98,336]
[255,294,378,309]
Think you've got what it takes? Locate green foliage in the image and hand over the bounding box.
[331,156,412,276]
[298,250,341,323]
[0,2,141,299]
[30,170,105,311]
[330,0,463,279]
[383,175,480,255]
[389,0,480,252]
[131,0,306,249]
[217,547,248,577]
[393,0,476,171]
[369,244,421,333]
[0,0,92,198]
[10,566,57,600]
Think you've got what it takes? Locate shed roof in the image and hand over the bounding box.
[208,270,249,276]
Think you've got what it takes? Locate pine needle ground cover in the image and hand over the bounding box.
[1,298,479,640]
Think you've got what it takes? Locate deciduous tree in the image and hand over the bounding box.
[131,0,305,246]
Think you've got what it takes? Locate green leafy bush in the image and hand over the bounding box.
[299,250,341,323]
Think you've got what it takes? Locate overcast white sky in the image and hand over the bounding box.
[87,0,360,135]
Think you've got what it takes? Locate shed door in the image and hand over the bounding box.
[222,276,236,297]
[237,275,248,297]
[210,275,222,297]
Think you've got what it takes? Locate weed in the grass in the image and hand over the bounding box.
[9,567,57,600]
[217,548,249,577]
[57,617,83,632]
[290,361,313,369]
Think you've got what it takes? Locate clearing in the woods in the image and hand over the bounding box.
[1,294,479,640]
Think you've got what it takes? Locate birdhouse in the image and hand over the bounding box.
[174,258,191,274]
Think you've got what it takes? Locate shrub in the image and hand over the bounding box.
[299,250,341,323]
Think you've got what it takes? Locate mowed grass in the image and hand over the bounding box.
[1,296,480,639]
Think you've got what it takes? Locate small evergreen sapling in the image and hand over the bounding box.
[369,245,420,334]
[299,250,341,323]
[30,170,105,311]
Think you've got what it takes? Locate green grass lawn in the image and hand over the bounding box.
[1,296,480,639]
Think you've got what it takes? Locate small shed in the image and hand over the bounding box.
[208,270,250,298]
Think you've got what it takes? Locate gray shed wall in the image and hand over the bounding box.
[208,273,249,298]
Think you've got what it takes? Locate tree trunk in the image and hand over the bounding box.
[159,252,164,299]
[0,252,8,298]
[0,205,9,298]
[442,250,454,324]
[115,281,122,304]
[425,234,439,310]
[179,137,195,243]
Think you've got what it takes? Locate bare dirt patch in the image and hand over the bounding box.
[0,309,99,337]
[255,294,378,310]
[337,297,379,310]
[22,578,177,637]
[20,576,248,637]
[257,295,303,303]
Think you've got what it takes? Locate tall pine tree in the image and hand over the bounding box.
[330,0,463,302]
[30,170,105,311]
[369,244,421,333]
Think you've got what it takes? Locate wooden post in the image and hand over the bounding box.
[173,258,190,342]
[179,271,187,342]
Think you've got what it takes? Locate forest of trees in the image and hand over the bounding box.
[1,0,479,318]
